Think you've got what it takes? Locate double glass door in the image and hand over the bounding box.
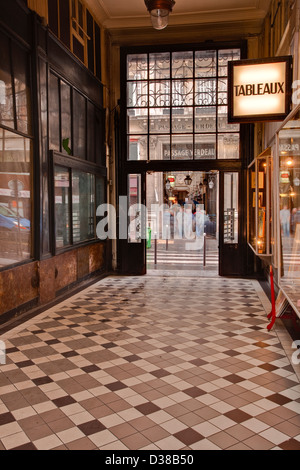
[120,170,244,276]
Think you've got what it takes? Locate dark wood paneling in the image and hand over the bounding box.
[59,0,70,49]
[46,32,103,107]
[48,0,59,37]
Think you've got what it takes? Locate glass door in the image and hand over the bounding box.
[219,171,244,276]
[118,173,146,275]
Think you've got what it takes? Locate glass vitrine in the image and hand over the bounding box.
[277,107,300,314]
[248,148,272,256]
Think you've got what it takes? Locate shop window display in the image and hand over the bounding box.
[278,108,300,313]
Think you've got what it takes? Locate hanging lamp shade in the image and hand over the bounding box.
[144,0,176,30]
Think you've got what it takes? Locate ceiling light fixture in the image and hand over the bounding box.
[144,0,175,30]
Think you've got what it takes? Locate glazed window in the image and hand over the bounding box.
[126,48,241,161]
[48,71,105,165]
[71,0,88,64]
[53,156,105,250]
[46,0,101,79]
[0,31,33,270]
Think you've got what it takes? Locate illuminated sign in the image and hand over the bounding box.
[228,57,292,123]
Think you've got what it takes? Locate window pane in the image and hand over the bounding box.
[55,167,70,248]
[224,172,239,243]
[12,43,31,135]
[61,81,72,155]
[218,133,240,159]
[195,79,216,106]
[127,81,148,107]
[0,130,32,268]
[195,50,217,77]
[0,32,14,129]
[218,79,228,106]
[87,101,95,162]
[128,174,142,243]
[127,54,148,80]
[128,108,148,134]
[149,81,170,107]
[73,90,86,159]
[150,108,170,134]
[195,135,216,160]
[172,80,193,106]
[172,108,193,133]
[128,136,147,161]
[150,135,171,160]
[49,73,60,151]
[218,49,241,76]
[149,53,170,79]
[279,120,300,281]
[72,171,95,243]
[218,106,239,132]
[172,51,193,78]
[96,175,105,208]
[171,136,193,160]
[195,107,216,133]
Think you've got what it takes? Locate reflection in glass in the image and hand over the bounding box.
[49,73,60,151]
[13,43,31,135]
[55,167,70,248]
[0,32,14,129]
[0,129,32,268]
[73,90,86,159]
[279,117,300,283]
[61,81,72,155]
[72,171,95,243]
[248,162,256,251]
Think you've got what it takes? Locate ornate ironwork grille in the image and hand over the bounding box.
[126,48,241,161]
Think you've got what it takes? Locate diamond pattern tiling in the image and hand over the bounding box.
[0,275,300,450]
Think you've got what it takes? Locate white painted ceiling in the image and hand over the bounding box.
[88,0,272,29]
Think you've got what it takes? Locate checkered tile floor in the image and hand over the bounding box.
[0,275,300,450]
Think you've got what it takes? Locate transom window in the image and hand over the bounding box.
[126,48,241,161]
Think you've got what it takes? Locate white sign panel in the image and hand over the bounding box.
[228,57,292,123]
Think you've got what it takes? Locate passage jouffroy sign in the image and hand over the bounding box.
[228,56,292,123]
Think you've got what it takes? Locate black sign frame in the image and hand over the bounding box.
[228,56,293,124]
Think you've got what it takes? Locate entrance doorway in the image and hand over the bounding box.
[146,171,219,276]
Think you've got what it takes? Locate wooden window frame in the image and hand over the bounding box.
[70,0,90,66]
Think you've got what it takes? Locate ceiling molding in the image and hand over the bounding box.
[107,19,263,47]
[101,7,269,30]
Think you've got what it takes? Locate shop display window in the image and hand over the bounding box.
[247,148,272,256]
[277,107,300,313]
